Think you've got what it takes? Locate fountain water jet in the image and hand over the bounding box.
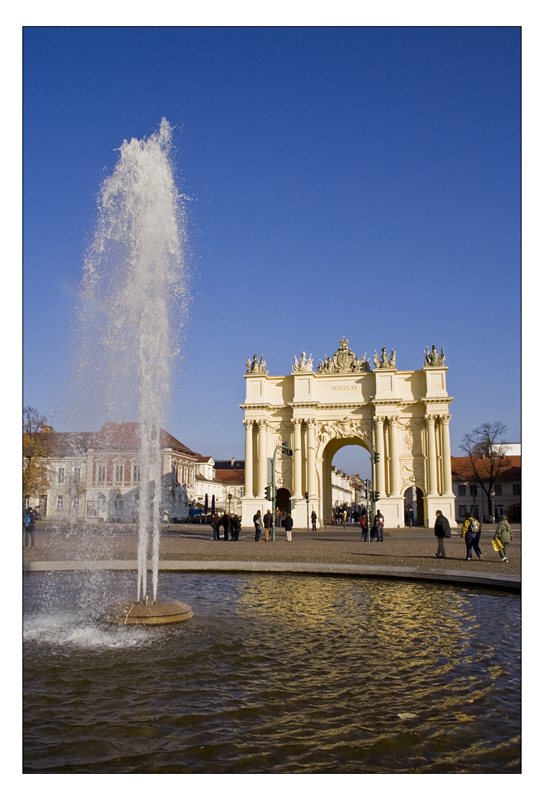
[79,119,192,623]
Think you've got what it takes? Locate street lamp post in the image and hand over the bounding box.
[270,441,293,542]
[228,493,232,514]
[369,397,376,525]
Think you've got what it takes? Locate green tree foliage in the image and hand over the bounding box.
[23,406,51,501]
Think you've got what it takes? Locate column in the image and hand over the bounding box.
[243,420,254,498]
[306,419,317,497]
[388,416,402,496]
[258,420,268,498]
[375,417,386,496]
[439,414,453,495]
[293,419,302,498]
[426,415,439,496]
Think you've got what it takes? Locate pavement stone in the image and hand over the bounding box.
[23,522,521,591]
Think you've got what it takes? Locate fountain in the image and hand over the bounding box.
[78,118,192,623]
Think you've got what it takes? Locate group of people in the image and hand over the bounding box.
[358,509,385,541]
[434,510,513,562]
[23,507,38,547]
[253,509,294,542]
[211,512,241,541]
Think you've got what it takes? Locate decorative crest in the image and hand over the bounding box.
[245,354,268,375]
[373,348,397,370]
[317,338,371,374]
[292,352,314,373]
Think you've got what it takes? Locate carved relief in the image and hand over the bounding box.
[317,417,370,447]
[401,461,426,493]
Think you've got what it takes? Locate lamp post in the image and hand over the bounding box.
[228,493,232,514]
[305,491,309,530]
[369,396,376,524]
[271,441,293,542]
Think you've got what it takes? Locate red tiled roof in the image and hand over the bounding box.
[214,469,245,483]
[451,455,520,481]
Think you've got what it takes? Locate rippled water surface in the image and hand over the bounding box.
[23,572,520,773]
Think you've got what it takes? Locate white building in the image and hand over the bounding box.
[25,422,198,523]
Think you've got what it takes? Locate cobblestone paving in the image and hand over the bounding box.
[24,523,521,576]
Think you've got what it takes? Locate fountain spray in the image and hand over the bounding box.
[80,119,188,603]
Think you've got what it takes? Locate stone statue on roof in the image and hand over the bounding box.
[424,345,446,367]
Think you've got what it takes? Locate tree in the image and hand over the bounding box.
[23,406,51,503]
[459,421,512,521]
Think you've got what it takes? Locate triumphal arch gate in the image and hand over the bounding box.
[240,339,456,529]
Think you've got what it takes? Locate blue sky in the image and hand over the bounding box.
[23,26,520,479]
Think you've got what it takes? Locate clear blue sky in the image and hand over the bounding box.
[23,26,520,479]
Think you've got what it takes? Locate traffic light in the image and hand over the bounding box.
[374,491,380,502]
[265,485,271,501]
[374,452,380,464]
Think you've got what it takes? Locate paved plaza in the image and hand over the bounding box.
[24,521,521,592]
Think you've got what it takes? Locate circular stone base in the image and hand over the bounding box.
[106,597,194,625]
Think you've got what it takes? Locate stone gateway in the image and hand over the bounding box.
[240,339,456,529]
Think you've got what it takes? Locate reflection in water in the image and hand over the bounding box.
[23,572,520,773]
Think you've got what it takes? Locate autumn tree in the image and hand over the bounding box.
[23,406,51,503]
[459,421,512,520]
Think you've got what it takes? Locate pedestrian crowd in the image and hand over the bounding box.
[210,512,241,541]
[358,508,384,541]
[434,509,514,564]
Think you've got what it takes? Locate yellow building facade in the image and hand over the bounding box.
[240,339,455,529]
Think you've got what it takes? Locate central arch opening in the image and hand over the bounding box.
[322,439,371,525]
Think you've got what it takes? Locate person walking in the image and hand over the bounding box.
[263,509,273,542]
[494,514,513,562]
[24,507,36,548]
[211,513,221,540]
[360,511,368,542]
[311,510,317,531]
[253,510,263,542]
[221,512,231,541]
[462,513,483,560]
[434,509,451,558]
[231,514,241,542]
[284,512,294,542]
[374,510,384,541]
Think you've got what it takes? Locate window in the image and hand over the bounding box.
[97,466,106,482]
[57,468,65,484]
[114,494,123,510]
[459,505,467,518]
[494,484,502,496]
[458,484,466,497]
[513,484,520,495]
[133,465,140,482]
[74,468,81,483]
[469,485,478,496]
[115,465,123,482]
[72,497,79,510]
[57,495,63,510]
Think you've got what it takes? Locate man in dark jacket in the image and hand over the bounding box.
[434,509,451,558]
[263,510,273,542]
[284,513,294,542]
